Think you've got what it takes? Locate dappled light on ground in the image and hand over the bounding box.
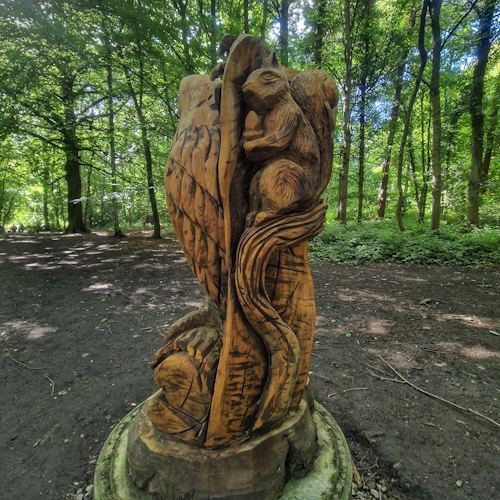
[437,342,500,359]
[0,231,499,500]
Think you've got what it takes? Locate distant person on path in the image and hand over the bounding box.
[19,223,25,233]
[10,225,17,233]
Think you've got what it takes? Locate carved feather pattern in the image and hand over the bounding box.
[165,76,228,313]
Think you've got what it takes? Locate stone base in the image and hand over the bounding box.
[94,401,352,500]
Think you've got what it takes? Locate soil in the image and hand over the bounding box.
[1,231,499,500]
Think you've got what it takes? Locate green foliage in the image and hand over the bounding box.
[309,218,500,266]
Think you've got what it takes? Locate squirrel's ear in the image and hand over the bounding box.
[262,52,280,69]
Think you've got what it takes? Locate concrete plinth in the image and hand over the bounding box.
[94,401,352,500]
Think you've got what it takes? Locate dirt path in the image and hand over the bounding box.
[1,232,499,500]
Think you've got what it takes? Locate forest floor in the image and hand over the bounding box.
[1,231,499,500]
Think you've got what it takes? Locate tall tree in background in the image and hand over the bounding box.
[338,0,353,224]
[357,0,371,223]
[467,0,496,225]
[429,0,442,231]
[279,0,290,66]
[395,1,429,231]
[376,8,416,220]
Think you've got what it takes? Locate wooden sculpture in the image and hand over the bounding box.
[127,34,338,499]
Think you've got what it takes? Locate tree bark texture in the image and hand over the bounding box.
[261,0,268,41]
[62,72,87,233]
[338,0,352,224]
[394,0,428,230]
[467,0,496,224]
[280,0,289,67]
[376,7,416,220]
[123,59,161,239]
[107,54,122,237]
[429,0,442,231]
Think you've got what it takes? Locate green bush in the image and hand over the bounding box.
[309,218,500,266]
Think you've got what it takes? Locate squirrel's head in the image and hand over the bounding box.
[242,53,289,113]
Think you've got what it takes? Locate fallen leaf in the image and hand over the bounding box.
[420,298,432,304]
[101,318,107,323]
[81,353,89,358]
[434,362,447,367]
[346,332,352,338]
[489,330,499,336]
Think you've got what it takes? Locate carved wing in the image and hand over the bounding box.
[164,76,227,312]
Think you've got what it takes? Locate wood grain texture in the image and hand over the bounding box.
[155,34,338,447]
[128,397,316,499]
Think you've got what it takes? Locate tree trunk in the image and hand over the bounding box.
[358,83,366,223]
[211,0,217,66]
[338,0,352,225]
[376,9,415,220]
[420,95,432,222]
[124,61,161,238]
[261,0,268,41]
[467,0,496,224]
[279,0,289,67]
[357,0,371,223]
[84,166,92,227]
[394,0,428,231]
[43,166,50,231]
[313,0,326,68]
[107,53,123,237]
[62,73,87,234]
[244,0,249,34]
[376,62,405,219]
[408,134,420,209]
[482,81,499,188]
[429,0,442,231]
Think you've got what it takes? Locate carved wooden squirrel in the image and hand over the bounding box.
[242,53,321,224]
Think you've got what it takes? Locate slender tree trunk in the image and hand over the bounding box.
[279,0,289,67]
[84,166,92,226]
[123,62,161,238]
[376,62,405,219]
[376,9,415,220]
[62,72,87,234]
[482,82,499,187]
[211,0,217,66]
[43,166,50,231]
[467,0,496,224]
[261,0,268,41]
[107,52,123,237]
[357,0,371,223]
[420,96,432,222]
[429,0,442,231]
[395,0,428,231]
[244,0,249,33]
[408,134,420,209]
[443,105,462,215]
[358,83,366,223]
[338,0,352,224]
[313,0,326,68]
[52,182,61,231]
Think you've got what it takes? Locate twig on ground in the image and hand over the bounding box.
[366,363,393,378]
[358,458,379,471]
[343,387,369,393]
[376,354,500,430]
[45,375,55,396]
[9,357,43,370]
[367,368,405,384]
[352,460,362,488]
[106,325,113,334]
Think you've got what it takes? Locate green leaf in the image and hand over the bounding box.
[101,317,107,323]
[489,330,499,336]
[346,332,351,338]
